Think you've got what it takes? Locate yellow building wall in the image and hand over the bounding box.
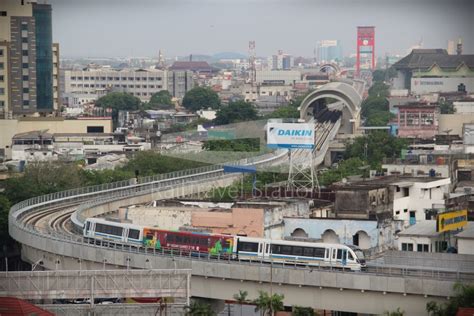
[0,117,112,159]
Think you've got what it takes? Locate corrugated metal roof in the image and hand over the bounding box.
[0,297,54,315]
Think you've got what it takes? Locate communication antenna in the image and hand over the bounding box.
[248,41,256,86]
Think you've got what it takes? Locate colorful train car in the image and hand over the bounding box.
[142,228,234,256]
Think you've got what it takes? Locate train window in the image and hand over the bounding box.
[314,248,325,258]
[167,235,174,242]
[128,229,140,240]
[183,236,190,244]
[238,241,258,252]
[337,249,343,260]
[175,235,183,243]
[292,247,303,256]
[281,246,292,255]
[348,252,354,260]
[271,244,281,254]
[201,238,208,246]
[85,221,90,233]
[303,248,313,257]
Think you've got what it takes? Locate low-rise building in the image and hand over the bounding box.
[394,102,438,139]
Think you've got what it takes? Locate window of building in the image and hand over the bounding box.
[128,77,134,81]
[136,77,141,81]
[21,75,28,81]
[156,77,162,80]
[87,126,104,133]
[71,76,76,80]
[0,49,3,56]
[0,11,7,17]
[22,88,29,93]
[22,37,28,43]
[395,210,400,215]
[0,75,3,82]
[21,23,28,30]
[157,85,162,88]
[100,77,106,80]
[22,63,28,69]
[401,243,413,251]
[22,100,29,106]
[149,77,154,81]
[114,77,120,80]
[0,62,4,69]
[402,188,409,196]
[107,77,113,80]
[417,244,430,252]
[22,50,28,56]
[84,77,89,80]
[435,241,448,253]
[0,88,4,95]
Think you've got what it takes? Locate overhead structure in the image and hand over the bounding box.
[300,81,362,135]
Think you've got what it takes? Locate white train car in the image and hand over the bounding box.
[84,217,143,246]
[234,236,365,271]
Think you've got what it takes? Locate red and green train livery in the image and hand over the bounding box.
[143,228,234,256]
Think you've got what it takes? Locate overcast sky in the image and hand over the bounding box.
[49,0,474,59]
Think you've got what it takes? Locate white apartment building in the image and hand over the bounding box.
[391,177,451,226]
[64,68,193,101]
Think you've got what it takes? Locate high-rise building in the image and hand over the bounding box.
[0,0,55,117]
[52,42,60,111]
[267,50,294,70]
[316,40,343,63]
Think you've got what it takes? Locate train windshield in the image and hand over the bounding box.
[354,250,365,260]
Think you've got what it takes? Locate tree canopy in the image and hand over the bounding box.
[427,283,474,316]
[344,132,408,169]
[95,92,142,123]
[145,90,174,110]
[214,100,259,125]
[182,86,220,112]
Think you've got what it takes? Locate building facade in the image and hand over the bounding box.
[0,0,56,115]
[392,49,474,94]
[64,68,193,101]
[317,40,343,63]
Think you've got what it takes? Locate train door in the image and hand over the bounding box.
[257,241,265,259]
[331,248,337,266]
[263,242,271,260]
[341,249,347,267]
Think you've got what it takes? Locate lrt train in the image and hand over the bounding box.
[84,217,366,271]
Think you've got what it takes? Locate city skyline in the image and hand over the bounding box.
[50,0,474,59]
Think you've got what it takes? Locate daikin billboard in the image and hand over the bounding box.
[267,122,315,149]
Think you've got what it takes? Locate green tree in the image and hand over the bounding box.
[202,138,260,152]
[266,105,300,119]
[184,300,216,316]
[293,306,317,316]
[4,161,84,205]
[384,307,405,316]
[439,100,455,114]
[426,283,474,316]
[146,90,174,110]
[365,111,394,127]
[344,132,408,169]
[182,87,220,112]
[253,291,284,316]
[122,151,207,177]
[95,92,142,124]
[0,195,11,247]
[372,69,386,83]
[319,157,367,186]
[233,290,249,316]
[214,100,259,125]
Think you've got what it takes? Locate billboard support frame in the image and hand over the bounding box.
[286,148,319,191]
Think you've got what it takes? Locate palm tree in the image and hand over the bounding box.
[184,300,216,316]
[253,291,285,316]
[292,306,316,316]
[269,293,284,315]
[384,308,405,316]
[254,291,271,316]
[233,290,249,316]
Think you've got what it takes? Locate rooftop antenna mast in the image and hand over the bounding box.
[248,41,256,86]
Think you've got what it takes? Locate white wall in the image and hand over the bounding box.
[411,77,474,95]
[457,239,474,255]
[392,178,450,225]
